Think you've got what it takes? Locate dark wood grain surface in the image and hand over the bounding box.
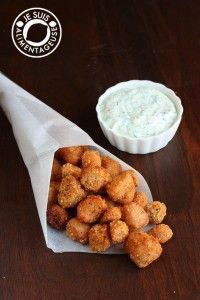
[0,1,200,299]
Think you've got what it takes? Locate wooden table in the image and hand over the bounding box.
[0,1,199,299]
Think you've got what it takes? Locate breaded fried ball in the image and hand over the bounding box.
[51,158,62,180]
[124,229,143,252]
[100,207,122,223]
[47,204,69,230]
[110,220,129,244]
[58,175,86,208]
[106,171,136,204]
[77,195,107,223]
[81,166,111,192]
[148,224,173,244]
[56,146,87,165]
[122,202,149,229]
[124,170,139,187]
[126,231,163,268]
[66,218,90,244]
[89,224,111,252]
[146,201,167,224]
[62,163,81,179]
[48,181,60,205]
[82,150,101,168]
[101,156,122,178]
[133,191,148,208]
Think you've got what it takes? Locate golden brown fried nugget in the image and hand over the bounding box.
[126,231,163,268]
[100,207,122,223]
[122,202,149,229]
[82,150,101,168]
[66,218,90,244]
[62,163,81,179]
[81,166,111,192]
[146,201,167,224]
[47,204,69,230]
[106,171,135,204]
[51,158,62,180]
[77,195,107,223]
[110,220,129,244]
[124,229,143,252]
[101,156,122,178]
[133,191,148,208]
[58,175,86,208]
[57,146,87,165]
[89,224,111,252]
[124,170,139,187]
[148,224,173,244]
[48,181,60,205]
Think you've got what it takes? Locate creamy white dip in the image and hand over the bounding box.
[98,87,178,138]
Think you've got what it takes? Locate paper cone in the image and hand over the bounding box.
[0,72,152,253]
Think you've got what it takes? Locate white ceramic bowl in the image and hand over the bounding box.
[96,80,183,154]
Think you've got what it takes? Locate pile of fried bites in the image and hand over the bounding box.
[47,146,173,268]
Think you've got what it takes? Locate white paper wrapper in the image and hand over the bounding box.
[0,72,153,253]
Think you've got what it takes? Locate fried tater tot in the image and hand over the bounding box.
[66,217,90,244]
[126,231,163,268]
[124,170,139,187]
[89,224,111,252]
[110,220,129,244]
[82,150,101,168]
[133,191,148,208]
[81,166,111,192]
[51,158,62,180]
[77,195,107,223]
[146,201,167,224]
[122,202,149,229]
[62,163,81,179]
[47,204,69,230]
[100,207,121,223]
[56,146,87,165]
[148,224,173,244]
[58,175,86,208]
[101,156,122,178]
[106,171,135,204]
[48,181,60,205]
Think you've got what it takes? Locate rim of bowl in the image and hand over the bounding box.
[96,80,184,141]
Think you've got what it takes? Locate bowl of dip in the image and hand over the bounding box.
[96,80,183,154]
